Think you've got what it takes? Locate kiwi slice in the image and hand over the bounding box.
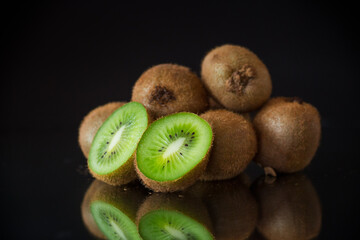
[131,64,209,119]
[201,44,272,112]
[200,109,257,180]
[135,112,213,192]
[253,97,321,173]
[79,102,126,158]
[81,180,146,239]
[139,209,214,240]
[252,173,322,240]
[137,193,214,240]
[88,102,150,186]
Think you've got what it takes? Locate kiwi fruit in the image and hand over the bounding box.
[187,175,258,240]
[253,97,321,173]
[137,193,214,240]
[200,109,257,180]
[252,173,322,240]
[131,64,209,119]
[135,112,213,192]
[201,44,272,112]
[79,102,126,158]
[88,102,150,186]
[81,180,146,240]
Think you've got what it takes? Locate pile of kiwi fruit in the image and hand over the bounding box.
[79,43,321,190]
[78,43,322,239]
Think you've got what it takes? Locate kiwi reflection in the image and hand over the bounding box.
[137,193,214,240]
[251,173,322,240]
[81,180,146,239]
[188,174,258,240]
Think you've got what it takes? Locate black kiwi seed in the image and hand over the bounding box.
[175,133,177,137]
[181,130,183,132]
[169,135,172,139]
[185,144,188,147]
[192,132,195,135]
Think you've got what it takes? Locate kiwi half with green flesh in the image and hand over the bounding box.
[252,173,322,240]
[81,180,146,240]
[187,175,258,240]
[88,102,150,186]
[200,109,257,180]
[131,64,209,119]
[137,193,214,240]
[201,44,272,112]
[79,102,126,158]
[253,97,321,173]
[135,112,213,192]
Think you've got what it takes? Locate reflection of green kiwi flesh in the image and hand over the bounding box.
[81,180,146,239]
[139,209,214,240]
[91,201,141,240]
[88,102,150,186]
[135,112,213,192]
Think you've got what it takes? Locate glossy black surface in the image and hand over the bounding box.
[2,1,359,239]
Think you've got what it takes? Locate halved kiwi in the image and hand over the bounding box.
[137,193,214,240]
[81,180,146,240]
[131,64,209,119]
[135,112,213,192]
[79,102,126,158]
[201,44,272,112]
[88,102,150,186]
[252,173,322,240]
[200,109,257,180]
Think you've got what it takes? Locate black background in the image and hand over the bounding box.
[1,1,359,239]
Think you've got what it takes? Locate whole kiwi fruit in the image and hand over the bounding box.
[253,97,321,173]
[200,109,257,180]
[78,102,126,158]
[131,64,208,119]
[252,173,322,240]
[201,44,272,112]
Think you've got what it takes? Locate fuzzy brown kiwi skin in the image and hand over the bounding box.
[136,193,214,235]
[200,109,257,181]
[186,175,258,240]
[89,107,153,186]
[252,173,322,240]
[201,44,272,112]
[79,102,126,158]
[81,180,147,238]
[135,146,212,192]
[131,64,209,119]
[253,97,321,173]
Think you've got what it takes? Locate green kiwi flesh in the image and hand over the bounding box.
[201,44,272,112]
[79,102,126,158]
[88,102,149,186]
[131,64,209,119]
[135,112,213,192]
[91,201,141,240]
[253,97,321,173]
[139,209,214,240]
